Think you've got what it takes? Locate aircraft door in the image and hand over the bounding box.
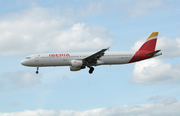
[35,55,39,62]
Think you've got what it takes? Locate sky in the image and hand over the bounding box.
[0,0,180,116]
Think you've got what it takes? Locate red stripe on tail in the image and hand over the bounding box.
[129,38,157,63]
[138,38,157,52]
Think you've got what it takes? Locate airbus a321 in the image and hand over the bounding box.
[21,32,162,74]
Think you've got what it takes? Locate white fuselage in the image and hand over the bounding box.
[21,51,136,67]
[21,32,162,74]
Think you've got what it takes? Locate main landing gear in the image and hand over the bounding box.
[89,67,94,74]
[36,67,39,74]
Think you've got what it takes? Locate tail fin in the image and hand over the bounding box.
[139,32,158,52]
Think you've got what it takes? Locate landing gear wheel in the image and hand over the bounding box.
[36,71,39,74]
[89,67,94,74]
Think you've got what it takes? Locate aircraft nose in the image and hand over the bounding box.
[21,60,26,65]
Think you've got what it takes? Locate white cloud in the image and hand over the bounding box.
[0,1,177,56]
[131,35,180,58]
[1,99,180,116]
[90,0,171,18]
[124,0,164,18]
[0,7,113,56]
[75,0,170,18]
[52,23,113,52]
[149,95,178,106]
[131,58,180,85]
[157,37,180,58]
[77,2,103,16]
[3,71,41,88]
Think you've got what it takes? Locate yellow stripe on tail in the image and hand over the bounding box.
[147,32,158,41]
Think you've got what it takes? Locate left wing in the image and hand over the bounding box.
[83,47,109,65]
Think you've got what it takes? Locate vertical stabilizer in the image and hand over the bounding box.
[139,32,158,52]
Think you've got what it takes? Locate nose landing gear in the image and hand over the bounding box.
[36,67,39,74]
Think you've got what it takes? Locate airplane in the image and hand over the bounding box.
[21,32,162,74]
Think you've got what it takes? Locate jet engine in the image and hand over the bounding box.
[70,60,84,71]
[71,60,83,67]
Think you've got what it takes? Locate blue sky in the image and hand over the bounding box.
[0,0,180,116]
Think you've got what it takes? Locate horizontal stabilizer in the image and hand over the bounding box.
[146,50,161,56]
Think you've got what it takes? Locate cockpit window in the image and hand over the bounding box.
[26,57,31,59]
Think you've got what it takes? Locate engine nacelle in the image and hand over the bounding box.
[70,60,83,67]
[70,66,81,71]
[70,60,83,71]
